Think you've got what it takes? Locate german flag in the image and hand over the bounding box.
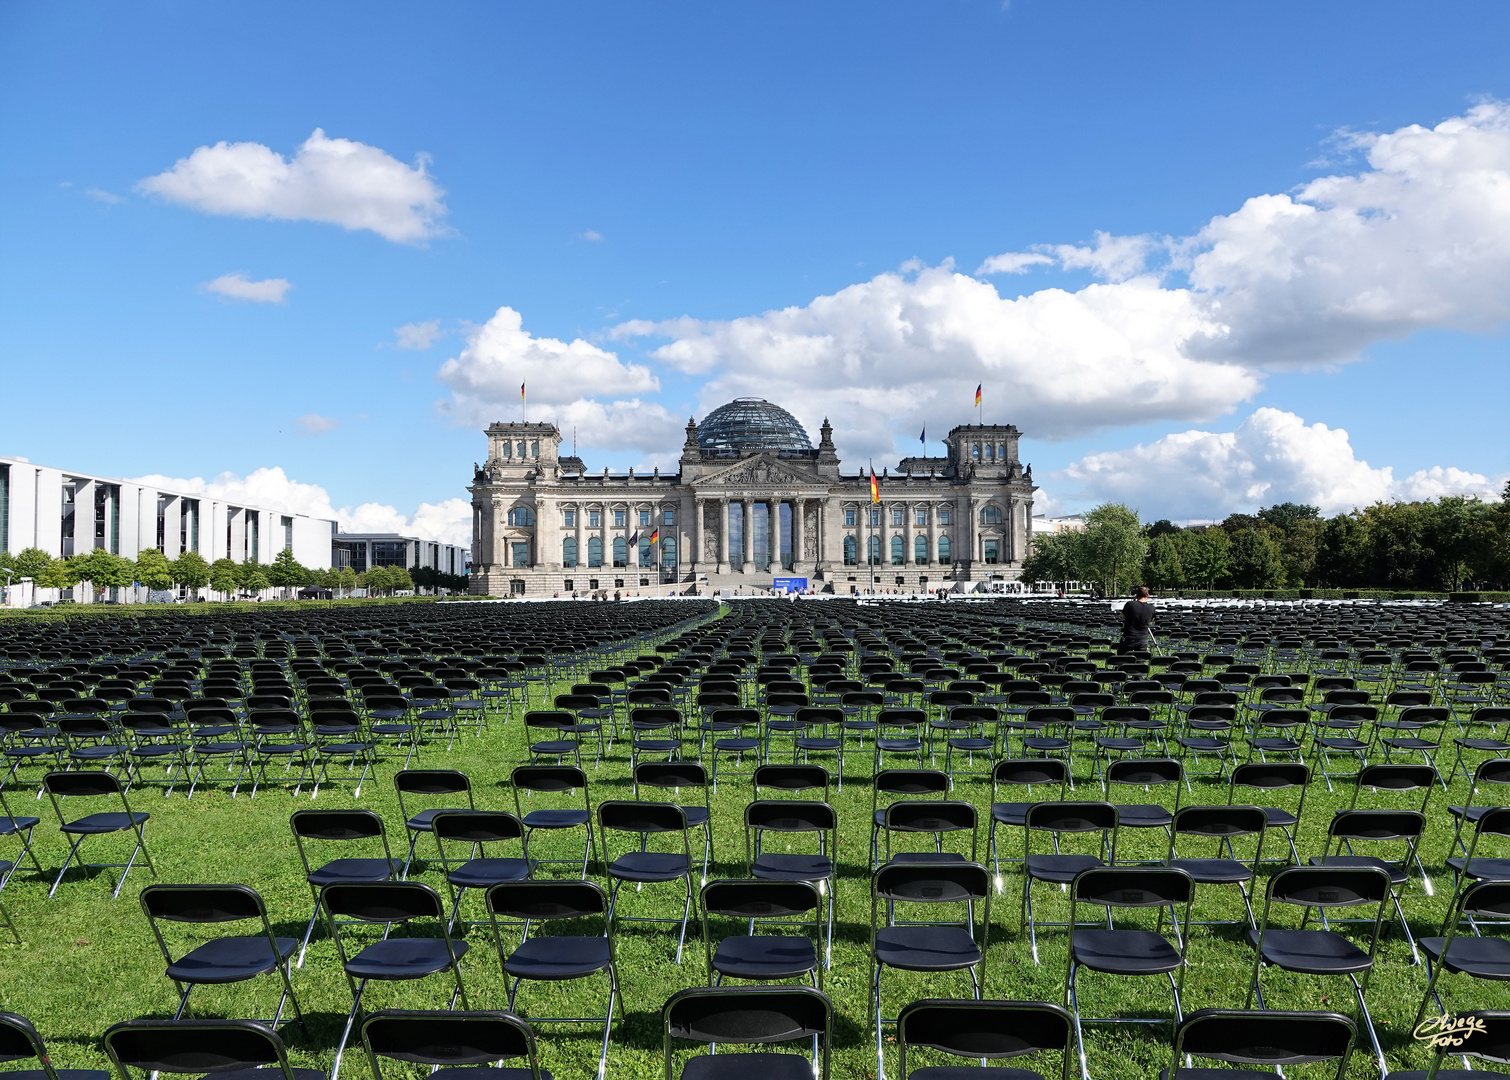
[649,527,660,545]
[974,383,982,408]
[869,468,880,505]
[521,381,526,400]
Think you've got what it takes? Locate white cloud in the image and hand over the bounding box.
[394,320,443,350]
[578,229,603,242]
[293,413,340,435]
[975,251,1054,275]
[84,188,125,205]
[204,273,292,303]
[435,306,679,453]
[137,128,448,244]
[616,263,1258,460]
[1059,407,1507,518]
[130,466,472,548]
[1047,231,1159,283]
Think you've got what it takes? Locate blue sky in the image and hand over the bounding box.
[2,1,1507,544]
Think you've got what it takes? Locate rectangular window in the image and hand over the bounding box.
[639,510,651,526]
[614,510,625,527]
[984,539,999,564]
[844,509,856,527]
[869,509,880,526]
[564,579,574,591]
[511,542,530,568]
[663,509,675,526]
[185,499,200,554]
[282,515,293,551]
[938,508,951,525]
[0,463,7,553]
[891,508,904,527]
[246,511,258,561]
[915,508,927,526]
[371,540,408,567]
[589,510,601,528]
[564,510,576,527]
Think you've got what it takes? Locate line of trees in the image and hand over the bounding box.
[1022,485,1510,594]
[0,545,469,603]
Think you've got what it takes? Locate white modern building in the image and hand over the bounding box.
[1031,514,1087,535]
[332,532,470,577]
[0,455,337,604]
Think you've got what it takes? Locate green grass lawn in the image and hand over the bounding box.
[1,645,1501,1079]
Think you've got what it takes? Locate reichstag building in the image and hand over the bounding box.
[469,397,1035,596]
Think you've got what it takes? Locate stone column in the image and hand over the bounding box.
[904,501,914,579]
[928,503,938,566]
[767,498,780,572]
[717,497,730,574]
[740,498,755,575]
[792,497,810,576]
[574,509,583,581]
[692,496,704,578]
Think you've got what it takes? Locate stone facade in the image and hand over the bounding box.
[468,401,1035,596]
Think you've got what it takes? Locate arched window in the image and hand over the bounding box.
[938,534,952,563]
[612,537,627,567]
[507,506,535,527]
[985,443,994,460]
[867,536,881,565]
[979,505,1002,525]
[531,440,540,458]
[587,536,603,567]
[843,536,858,566]
[890,535,905,565]
[914,535,928,565]
[661,537,677,569]
[971,443,981,459]
[998,443,1006,460]
[639,537,652,565]
[516,441,526,457]
[562,537,578,568]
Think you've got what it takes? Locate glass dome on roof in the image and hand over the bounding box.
[696,397,813,455]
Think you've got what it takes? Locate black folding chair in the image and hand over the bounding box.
[701,879,822,988]
[41,770,153,899]
[987,758,1069,882]
[103,1019,320,1080]
[1309,807,1427,964]
[1022,802,1117,964]
[633,763,713,885]
[898,998,1073,1080]
[393,769,474,878]
[1064,867,1192,1080]
[487,880,620,1080]
[662,985,832,1080]
[869,861,992,1078]
[139,884,302,1030]
[431,810,533,929]
[289,808,397,966]
[870,769,950,868]
[362,1010,550,1080]
[881,801,978,865]
[511,765,595,878]
[1447,806,1510,892]
[598,800,696,962]
[744,798,836,967]
[1415,880,1510,1029]
[1164,1008,1354,1079]
[1167,805,1267,933]
[1246,865,1392,1076]
[322,881,470,1080]
[1228,761,1309,864]
[0,1011,110,1080]
[1388,1010,1510,1079]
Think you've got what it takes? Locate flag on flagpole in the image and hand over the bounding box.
[869,467,880,504]
[919,425,926,445]
[628,529,639,547]
[974,384,982,408]
[649,527,660,545]
[520,381,526,400]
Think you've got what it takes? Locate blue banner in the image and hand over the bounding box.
[772,576,808,593]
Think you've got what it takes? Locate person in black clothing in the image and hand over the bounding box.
[1120,586,1154,652]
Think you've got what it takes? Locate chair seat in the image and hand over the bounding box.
[990,802,1031,826]
[877,738,922,752]
[874,925,983,971]
[911,1070,1045,1080]
[889,852,969,864]
[1176,737,1229,751]
[307,857,394,887]
[165,935,298,984]
[1446,857,1510,881]
[681,806,710,828]
[1071,928,1182,974]
[0,815,40,834]
[523,808,589,829]
[1025,854,1103,884]
[680,1052,822,1080]
[1457,739,1510,751]
[1420,934,1510,978]
[1162,1071,1281,1080]
[504,935,612,980]
[406,808,469,832]
[1114,805,1172,829]
[1384,1072,1510,1080]
[714,738,759,752]
[946,738,992,752]
[634,739,681,752]
[0,1072,112,1080]
[1449,805,1492,822]
[344,937,468,980]
[447,858,533,888]
[530,740,578,756]
[1095,738,1143,752]
[711,935,818,979]
[1248,928,1373,974]
[796,738,841,752]
[1261,808,1297,828]
[1170,857,1251,884]
[432,1069,554,1080]
[1315,737,1368,751]
[1022,737,1070,752]
[1308,855,1407,886]
[1381,738,1438,751]
[750,853,834,882]
[59,812,148,835]
[1250,739,1301,753]
[607,851,691,882]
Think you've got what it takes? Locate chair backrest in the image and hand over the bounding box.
[702,878,819,919]
[635,762,709,795]
[992,758,1069,794]
[0,1013,58,1080]
[1230,761,1309,796]
[42,770,124,798]
[322,881,447,923]
[1170,1009,1354,1078]
[511,764,588,793]
[486,879,607,923]
[1105,758,1181,788]
[1025,801,1117,835]
[598,800,689,835]
[753,764,829,797]
[745,800,836,834]
[1326,809,1425,845]
[1171,805,1267,842]
[290,808,385,841]
[431,810,526,845]
[1265,865,1392,912]
[873,860,991,903]
[663,986,831,1078]
[897,999,1071,1074]
[883,801,977,835]
[140,883,267,925]
[104,1019,299,1080]
[873,769,949,798]
[1072,866,1193,908]
[362,1010,542,1080]
[394,769,471,797]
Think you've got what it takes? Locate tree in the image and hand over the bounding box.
[267,549,307,597]
[244,570,270,597]
[1257,503,1320,533]
[1144,535,1186,589]
[336,566,358,598]
[36,555,79,591]
[171,550,211,599]
[1021,531,1084,587]
[134,548,175,592]
[209,561,239,600]
[1229,529,1286,588]
[1146,520,1181,539]
[1180,528,1231,590]
[1080,503,1147,595]
[1314,513,1366,587]
[72,549,135,599]
[1424,495,1491,592]
[11,547,53,584]
[389,567,413,593]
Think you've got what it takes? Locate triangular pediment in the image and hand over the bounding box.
[692,453,818,489]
